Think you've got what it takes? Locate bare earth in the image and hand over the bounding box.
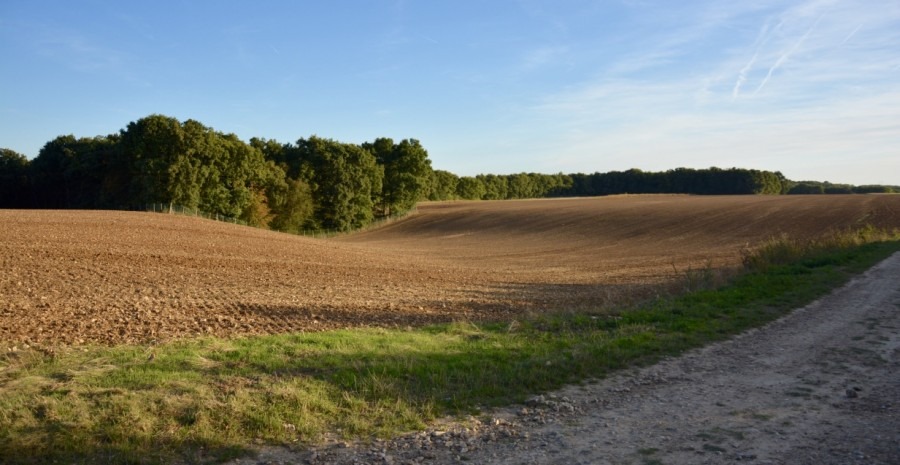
[2,194,898,347]
[235,251,900,465]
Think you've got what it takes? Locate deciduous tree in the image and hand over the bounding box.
[0,148,31,207]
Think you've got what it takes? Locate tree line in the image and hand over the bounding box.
[429,169,895,199]
[0,115,432,232]
[1,114,895,232]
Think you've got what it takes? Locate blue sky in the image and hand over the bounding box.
[2,0,898,184]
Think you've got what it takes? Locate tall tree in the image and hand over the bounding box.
[29,135,118,208]
[268,178,315,233]
[0,148,31,208]
[299,136,382,231]
[119,114,187,207]
[367,138,432,216]
[456,176,486,200]
[506,173,537,199]
[477,174,508,200]
[428,170,459,200]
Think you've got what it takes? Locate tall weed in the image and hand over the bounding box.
[670,260,732,293]
[741,225,900,271]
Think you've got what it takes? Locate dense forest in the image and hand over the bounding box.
[1,115,896,232]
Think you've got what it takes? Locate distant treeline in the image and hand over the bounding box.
[1,114,896,232]
[428,169,896,199]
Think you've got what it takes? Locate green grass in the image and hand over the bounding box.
[1,233,898,464]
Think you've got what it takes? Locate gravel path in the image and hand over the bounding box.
[232,252,900,465]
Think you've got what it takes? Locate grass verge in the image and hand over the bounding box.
[1,233,899,464]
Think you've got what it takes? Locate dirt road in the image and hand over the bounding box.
[237,252,900,465]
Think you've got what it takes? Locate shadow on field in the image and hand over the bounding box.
[421,280,682,317]
[0,415,252,465]
[230,281,670,333]
[231,302,467,331]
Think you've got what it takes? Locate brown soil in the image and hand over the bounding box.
[1,194,898,347]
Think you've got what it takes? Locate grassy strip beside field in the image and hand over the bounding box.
[1,233,898,464]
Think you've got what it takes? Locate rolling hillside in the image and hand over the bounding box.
[2,194,897,346]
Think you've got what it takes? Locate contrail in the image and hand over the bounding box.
[754,15,823,95]
[733,20,775,99]
[839,23,863,47]
[733,51,759,99]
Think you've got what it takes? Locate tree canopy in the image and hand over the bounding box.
[0,148,31,208]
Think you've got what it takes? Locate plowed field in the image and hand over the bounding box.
[2,195,898,346]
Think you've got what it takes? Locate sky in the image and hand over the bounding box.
[1,0,899,185]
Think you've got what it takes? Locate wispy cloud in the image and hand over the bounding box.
[26,24,157,91]
[838,22,863,46]
[531,86,900,183]
[754,14,822,94]
[732,19,778,99]
[512,0,900,184]
[732,51,758,98]
[732,45,765,99]
[36,31,127,73]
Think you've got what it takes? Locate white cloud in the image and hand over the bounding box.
[511,0,900,184]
